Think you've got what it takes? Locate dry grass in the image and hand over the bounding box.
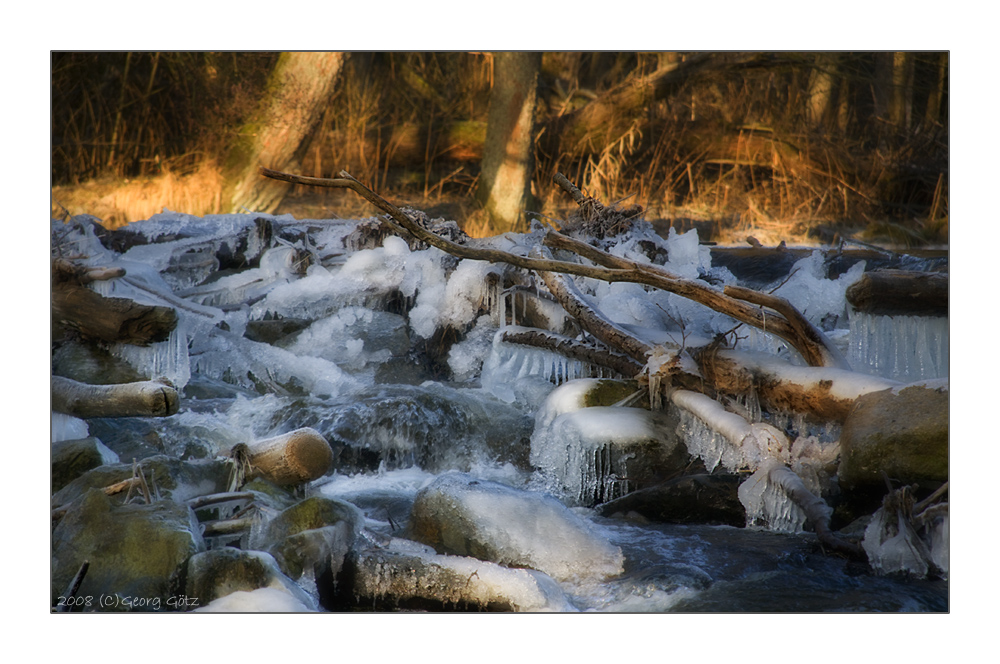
[52,159,224,228]
[52,52,947,247]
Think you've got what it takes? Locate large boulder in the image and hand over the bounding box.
[409,472,624,582]
[839,381,948,493]
[326,537,575,612]
[51,489,205,611]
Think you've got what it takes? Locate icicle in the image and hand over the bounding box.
[849,309,948,381]
[111,322,192,389]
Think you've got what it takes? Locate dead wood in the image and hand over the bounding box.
[52,260,177,346]
[231,427,333,486]
[845,269,948,317]
[766,464,865,559]
[532,245,654,364]
[52,376,179,418]
[499,327,644,379]
[694,349,899,422]
[543,217,845,369]
[260,168,840,369]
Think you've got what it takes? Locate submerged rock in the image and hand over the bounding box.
[259,496,362,581]
[51,489,204,611]
[409,472,624,582]
[598,474,745,527]
[326,538,574,612]
[174,548,317,610]
[839,381,948,493]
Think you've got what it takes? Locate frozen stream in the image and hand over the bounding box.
[51,211,948,612]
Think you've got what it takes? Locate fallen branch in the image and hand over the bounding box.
[543,227,845,369]
[260,168,842,371]
[498,326,644,379]
[845,269,948,317]
[695,349,899,422]
[51,376,179,418]
[765,464,865,559]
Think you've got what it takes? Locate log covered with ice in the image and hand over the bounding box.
[51,375,179,418]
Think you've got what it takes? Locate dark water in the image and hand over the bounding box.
[590,519,947,612]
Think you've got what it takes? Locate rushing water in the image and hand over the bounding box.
[51,213,948,612]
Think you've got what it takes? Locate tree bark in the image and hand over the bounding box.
[52,376,179,418]
[222,52,346,214]
[231,428,333,486]
[845,270,948,316]
[476,52,541,233]
[806,54,838,130]
[52,260,177,346]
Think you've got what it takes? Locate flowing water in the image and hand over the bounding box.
[51,213,948,612]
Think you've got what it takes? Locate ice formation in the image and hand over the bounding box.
[530,405,676,505]
[412,472,625,582]
[848,309,949,381]
[481,329,610,405]
[195,587,316,612]
[51,412,89,443]
[671,389,789,473]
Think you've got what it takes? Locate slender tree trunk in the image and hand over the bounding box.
[806,54,837,130]
[924,51,948,128]
[476,52,541,233]
[222,52,346,214]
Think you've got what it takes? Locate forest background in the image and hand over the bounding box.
[50,51,948,248]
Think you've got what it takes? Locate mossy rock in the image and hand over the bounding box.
[51,489,204,611]
[839,382,948,492]
[51,437,119,493]
[263,496,361,544]
[268,524,357,580]
[581,379,649,409]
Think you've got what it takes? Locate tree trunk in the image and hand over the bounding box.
[923,52,948,128]
[806,54,838,130]
[222,52,346,214]
[52,260,177,346]
[476,52,541,233]
[845,270,948,316]
[231,428,333,486]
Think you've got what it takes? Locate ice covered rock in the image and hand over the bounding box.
[839,381,948,493]
[531,380,689,505]
[409,472,624,582]
[196,587,315,612]
[177,548,318,611]
[327,538,576,612]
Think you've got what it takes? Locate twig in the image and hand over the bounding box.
[187,491,257,511]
